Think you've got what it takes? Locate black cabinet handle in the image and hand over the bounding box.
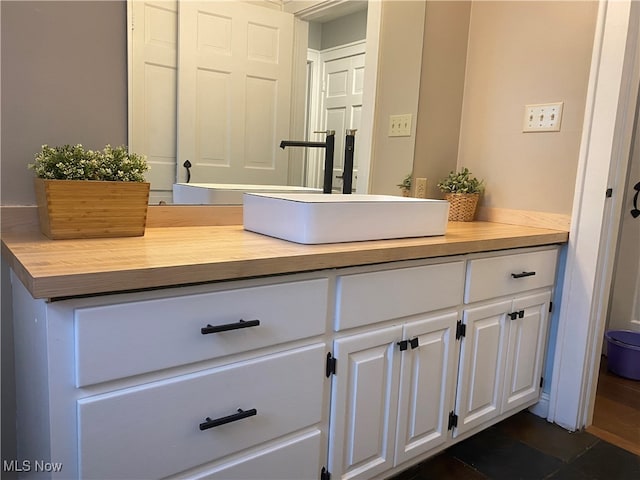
[509,312,519,320]
[201,319,260,335]
[511,271,536,279]
[199,408,257,431]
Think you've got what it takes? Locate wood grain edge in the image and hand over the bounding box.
[476,206,571,231]
[146,205,243,227]
[1,205,244,234]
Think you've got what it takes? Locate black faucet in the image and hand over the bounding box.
[280,130,335,194]
[342,129,356,194]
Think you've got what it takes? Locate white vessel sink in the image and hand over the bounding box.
[173,183,322,205]
[243,193,450,244]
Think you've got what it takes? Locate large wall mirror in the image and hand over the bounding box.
[128,0,379,204]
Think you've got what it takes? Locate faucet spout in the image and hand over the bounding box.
[280,140,327,149]
[279,132,336,194]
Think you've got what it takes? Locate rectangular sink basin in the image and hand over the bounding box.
[243,193,450,244]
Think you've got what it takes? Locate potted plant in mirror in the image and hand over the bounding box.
[397,173,412,197]
[437,167,484,221]
[29,144,150,239]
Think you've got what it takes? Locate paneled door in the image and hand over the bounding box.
[328,325,402,480]
[455,301,510,437]
[394,312,459,466]
[129,0,179,204]
[319,43,365,192]
[178,1,293,185]
[502,291,551,414]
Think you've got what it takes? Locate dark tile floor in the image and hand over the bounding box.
[388,410,640,480]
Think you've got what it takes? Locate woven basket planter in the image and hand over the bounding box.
[444,193,480,222]
[34,178,150,239]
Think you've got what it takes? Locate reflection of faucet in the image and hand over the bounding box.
[342,129,356,194]
[280,130,335,193]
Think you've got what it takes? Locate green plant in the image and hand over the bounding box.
[437,167,484,194]
[29,144,148,182]
[397,172,412,191]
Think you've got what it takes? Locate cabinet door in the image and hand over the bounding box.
[455,300,511,437]
[395,311,459,466]
[501,291,551,413]
[328,325,402,480]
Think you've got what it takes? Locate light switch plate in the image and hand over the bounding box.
[523,102,563,132]
[389,114,412,137]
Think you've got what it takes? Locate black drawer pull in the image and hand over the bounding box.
[201,319,260,335]
[511,271,536,279]
[199,408,257,431]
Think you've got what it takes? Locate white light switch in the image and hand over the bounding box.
[389,114,412,137]
[523,102,563,132]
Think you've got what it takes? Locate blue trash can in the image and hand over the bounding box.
[605,330,640,380]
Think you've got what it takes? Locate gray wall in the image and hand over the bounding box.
[315,8,368,51]
[322,8,367,50]
[413,1,471,199]
[1,1,128,206]
[1,0,127,466]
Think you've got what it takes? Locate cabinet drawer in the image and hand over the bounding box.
[335,262,465,331]
[464,249,558,303]
[77,344,325,479]
[75,278,328,387]
[183,430,322,480]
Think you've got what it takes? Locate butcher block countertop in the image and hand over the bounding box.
[1,222,568,300]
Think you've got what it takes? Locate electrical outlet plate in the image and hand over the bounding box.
[415,178,427,198]
[389,114,412,137]
[523,102,563,132]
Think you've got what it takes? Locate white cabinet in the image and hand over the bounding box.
[453,300,511,436]
[328,313,460,480]
[502,291,551,413]
[11,273,330,480]
[327,246,558,479]
[74,279,328,387]
[454,249,556,437]
[10,245,560,480]
[394,312,459,465]
[328,325,402,480]
[78,345,325,479]
[328,261,464,480]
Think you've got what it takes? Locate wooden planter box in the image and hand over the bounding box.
[34,178,150,239]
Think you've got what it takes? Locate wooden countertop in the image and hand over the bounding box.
[1,222,568,299]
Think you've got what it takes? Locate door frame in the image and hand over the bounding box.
[290,0,381,194]
[548,0,640,431]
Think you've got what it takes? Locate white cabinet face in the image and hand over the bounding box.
[501,291,551,413]
[328,325,402,480]
[454,301,511,437]
[186,430,322,480]
[78,344,325,479]
[455,289,552,437]
[394,311,459,466]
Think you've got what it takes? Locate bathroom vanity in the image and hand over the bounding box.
[2,220,567,479]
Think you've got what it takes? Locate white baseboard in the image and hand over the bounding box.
[528,392,551,418]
